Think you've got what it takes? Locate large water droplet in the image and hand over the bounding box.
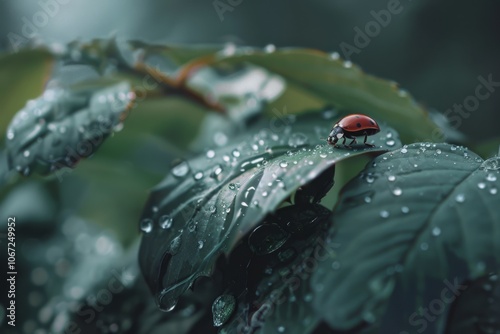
[366,174,375,183]
[480,157,500,170]
[387,175,396,182]
[490,188,498,195]
[158,291,178,312]
[171,161,190,177]
[392,188,402,196]
[248,224,289,255]
[194,171,203,180]
[401,147,408,154]
[280,161,288,168]
[212,294,236,327]
[232,149,241,158]
[455,193,465,203]
[486,173,497,182]
[386,140,395,147]
[159,215,173,230]
[477,182,486,189]
[140,219,153,233]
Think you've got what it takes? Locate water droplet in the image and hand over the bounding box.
[152,206,158,213]
[401,147,408,154]
[332,261,341,270]
[171,161,190,177]
[277,326,285,333]
[387,175,396,182]
[208,205,217,213]
[436,149,442,154]
[194,171,203,180]
[264,44,276,53]
[206,150,215,159]
[280,161,288,168]
[486,173,497,182]
[170,236,181,254]
[364,196,372,203]
[212,165,223,178]
[343,61,352,68]
[455,193,465,203]
[140,219,153,233]
[432,227,441,236]
[248,224,289,255]
[380,210,389,218]
[401,206,410,214]
[6,130,14,140]
[158,292,178,312]
[490,188,498,195]
[478,182,486,189]
[392,187,402,196]
[480,157,500,171]
[319,153,327,158]
[386,140,395,147]
[366,174,375,183]
[451,145,457,151]
[228,183,236,190]
[420,242,429,251]
[329,52,340,60]
[231,149,240,158]
[159,215,173,229]
[214,132,228,146]
[23,150,30,158]
[198,240,204,249]
[262,191,268,197]
[212,294,236,327]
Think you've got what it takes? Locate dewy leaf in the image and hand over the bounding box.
[311,143,500,332]
[5,81,135,176]
[138,111,401,313]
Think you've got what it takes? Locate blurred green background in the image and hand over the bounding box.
[1,0,499,140]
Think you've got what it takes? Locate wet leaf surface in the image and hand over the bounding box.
[311,143,500,333]
[138,110,401,317]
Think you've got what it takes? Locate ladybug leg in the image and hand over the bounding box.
[349,138,357,145]
[363,133,375,147]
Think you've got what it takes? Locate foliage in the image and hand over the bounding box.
[1,39,499,334]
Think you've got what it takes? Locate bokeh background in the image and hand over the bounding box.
[1,0,499,139]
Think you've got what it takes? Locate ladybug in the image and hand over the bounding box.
[327,114,380,147]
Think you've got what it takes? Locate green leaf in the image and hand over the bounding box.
[0,50,54,138]
[138,111,401,314]
[219,204,331,334]
[311,143,500,332]
[445,272,500,334]
[5,81,135,176]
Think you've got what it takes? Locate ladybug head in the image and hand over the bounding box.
[327,124,343,144]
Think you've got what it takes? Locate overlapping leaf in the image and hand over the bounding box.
[138,111,401,315]
[5,82,135,176]
[311,143,500,333]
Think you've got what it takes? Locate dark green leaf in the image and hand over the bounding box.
[138,111,401,315]
[311,143,500,332]
[5,82,135,176]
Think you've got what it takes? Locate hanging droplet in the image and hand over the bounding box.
[248,224,289,255]
[159,215,173,230]
[212,294,236,327]
[140,219,153,233]
[158,291,178,312]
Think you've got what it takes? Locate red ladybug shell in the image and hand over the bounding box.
[337,114,380,132]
